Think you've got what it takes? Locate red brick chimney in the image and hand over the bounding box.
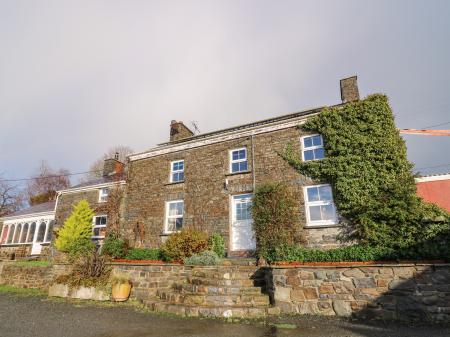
[103,153,125,177]
[340,76,360,103]
[170,120,194,142]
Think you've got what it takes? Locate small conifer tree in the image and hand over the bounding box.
[55,199,95,257]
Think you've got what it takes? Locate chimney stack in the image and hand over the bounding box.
[103,156,125,177]
[170,120,194,142]
[340,76,360,103]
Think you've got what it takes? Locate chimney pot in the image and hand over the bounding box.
[340,76,360,103]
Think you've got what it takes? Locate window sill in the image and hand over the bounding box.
[164,181,185,186]
[225,170,252,177]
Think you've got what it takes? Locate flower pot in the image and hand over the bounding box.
[112,282,131,302]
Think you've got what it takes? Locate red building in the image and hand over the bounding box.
[416,173,450,212]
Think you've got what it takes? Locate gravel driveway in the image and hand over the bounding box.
[0,293,449,337]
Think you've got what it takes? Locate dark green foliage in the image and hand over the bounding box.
[267,244,449,263]
[125,248,162,260]
[184,250,221,265]
[252,182,302,258]
[102,233,128,259]
[209,233,226,258]
[282,94,450,249]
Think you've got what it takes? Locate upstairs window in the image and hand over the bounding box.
[170,160,185,183]
[230,148,248,173]
[304,184,338,226]
[92,215,107,239]
[165,200,184,233]
[301,134,325,161]
[99,188,109,202]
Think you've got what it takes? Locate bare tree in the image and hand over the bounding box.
[84,145,133,181]
[27,161,71,205]
[0,178,24,217]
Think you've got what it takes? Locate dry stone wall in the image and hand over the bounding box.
[269,264,450,322]
[0,262,70,290]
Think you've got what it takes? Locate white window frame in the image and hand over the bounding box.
[98,188,109,203]
[0,219,53,246]
[170,160,185,183]
[229,147,248,173]
[164,200,184,234]
[301,134,325,162]
[303,184,338,227]
[92,215,107,239]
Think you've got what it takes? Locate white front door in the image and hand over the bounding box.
[231,194,256,251]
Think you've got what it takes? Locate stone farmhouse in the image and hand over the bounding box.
[2,77,366,258]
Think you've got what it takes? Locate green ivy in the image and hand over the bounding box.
[252,182,302,259]
[282,94,450,249]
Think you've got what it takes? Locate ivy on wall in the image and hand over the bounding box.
[282,94,450,249]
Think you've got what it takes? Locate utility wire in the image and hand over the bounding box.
[0,170,103,183]
[422,121,450,129]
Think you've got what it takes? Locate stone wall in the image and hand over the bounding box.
[0,262,70,290]
[112,263,188,299]
[269,264,450,322]
[55,190,101,230]
[125,126,342,252]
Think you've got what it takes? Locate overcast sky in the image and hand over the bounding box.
[1,0,449,186]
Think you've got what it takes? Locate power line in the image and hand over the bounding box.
[0,170,103,183]
[422,121,450,129]
[416,163,450,170]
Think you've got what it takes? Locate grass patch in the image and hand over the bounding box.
[0,284,46,296]
[12,260,51,267]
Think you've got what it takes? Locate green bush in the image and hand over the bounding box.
[54,200,95,258]
[252,182,301,259]
[102,233,128,259]
[265,244,450,263]
[184,250,221,265]
[209,233,226,258]
[161,229,209,262]
[125,248,162,260]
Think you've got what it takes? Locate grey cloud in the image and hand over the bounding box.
[0,0,449,185]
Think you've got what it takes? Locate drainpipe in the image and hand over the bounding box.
[251,134,256,192]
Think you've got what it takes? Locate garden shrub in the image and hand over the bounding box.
[209,233,226,258]
[102,233,128,259]
[125,248,162,260]
[55,249,111,288]
[281,94,450,250]
[161,229,209,261]
[267,243,450,263]
[184,250,221,265]
[54,200,95,258]
[252,182,302,259]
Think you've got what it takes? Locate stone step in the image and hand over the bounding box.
[157,289,270,307]
[174,283,262,295]
[220,258,257,266]
[143,299,269,318]
[188,276,265,287]
[190,269,265,280]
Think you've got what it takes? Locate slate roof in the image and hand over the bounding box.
[3,201,56,219]
[67,173,126,190]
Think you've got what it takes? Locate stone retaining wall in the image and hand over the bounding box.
[0,262,70,290]
[111,263,189,299]
[269,264,450,322]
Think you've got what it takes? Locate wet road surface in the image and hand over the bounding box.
[0,293,449,337]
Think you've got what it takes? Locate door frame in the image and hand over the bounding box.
[229,192,255,252]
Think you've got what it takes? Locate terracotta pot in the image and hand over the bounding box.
[112,282,131,302]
